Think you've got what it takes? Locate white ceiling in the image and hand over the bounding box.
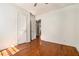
[16,3,74,16]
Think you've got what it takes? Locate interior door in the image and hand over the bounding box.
[17,11,27,44]
[30,14,36,41]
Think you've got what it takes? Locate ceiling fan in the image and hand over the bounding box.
[34,3,48,7]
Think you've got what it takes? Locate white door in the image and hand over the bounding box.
[30,14,36,40]
[17,11,27,44]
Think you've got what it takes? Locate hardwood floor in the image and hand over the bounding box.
[0,38,79,56]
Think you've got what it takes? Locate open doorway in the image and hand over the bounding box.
[36,19,41,38]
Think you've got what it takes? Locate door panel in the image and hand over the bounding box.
[17,11,27,44]
[30,14,36,40]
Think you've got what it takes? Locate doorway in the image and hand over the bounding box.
[30,13,36,41]
[36,19,41,38]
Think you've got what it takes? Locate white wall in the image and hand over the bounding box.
[0,4,31,50]
[36,4,79,51]
[0,4,17,50]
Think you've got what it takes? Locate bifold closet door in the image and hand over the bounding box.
[30,14,36,40]
[17,11,27,44]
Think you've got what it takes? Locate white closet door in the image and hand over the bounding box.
[17,11,27,44]
[30,14,36,40]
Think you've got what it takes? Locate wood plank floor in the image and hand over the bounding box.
[0,38,79,56]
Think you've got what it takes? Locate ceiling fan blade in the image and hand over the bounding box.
[34,3,48,7]
[34,3,37,7]
[45,3,48,4]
